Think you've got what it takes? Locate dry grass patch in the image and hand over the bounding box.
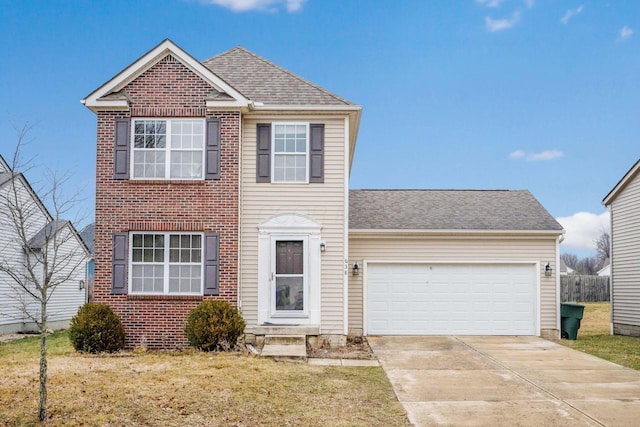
[0,331,410,426]
[559,302,640,370]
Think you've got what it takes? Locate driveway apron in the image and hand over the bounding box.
[369,336,640,426]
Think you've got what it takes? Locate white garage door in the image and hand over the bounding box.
[367,263,536,335]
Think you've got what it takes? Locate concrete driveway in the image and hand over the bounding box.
[368,336,640,426]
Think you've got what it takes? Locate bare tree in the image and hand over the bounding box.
[560,253,578,271]
[0,125,89,422]
[595,231,611,265]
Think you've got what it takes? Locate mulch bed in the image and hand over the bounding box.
[307,336,376,360]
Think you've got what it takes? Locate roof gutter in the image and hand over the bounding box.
[349,228,566,237]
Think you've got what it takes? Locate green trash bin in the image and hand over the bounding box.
[560,302,585,340]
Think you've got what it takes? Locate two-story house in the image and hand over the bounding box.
[0,155,89,334]
[83,40,564,349]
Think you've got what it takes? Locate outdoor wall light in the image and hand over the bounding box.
[79,280,85,290]
[353,262,360,276]
[545,263,553,277]
[320,241,326,252]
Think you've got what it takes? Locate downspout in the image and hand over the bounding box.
[237,111,243,311]
[556,233,564,338]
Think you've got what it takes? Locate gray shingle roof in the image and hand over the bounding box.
[202,46,353,106]
[79,223,95,255]
[28,220,70,249]
[349,190,563,232]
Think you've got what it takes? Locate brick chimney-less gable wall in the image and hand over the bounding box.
[94,55,239,349]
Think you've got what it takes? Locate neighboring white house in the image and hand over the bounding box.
[597,262,610,277]
[603,158,640,336]
[0,154,89,334]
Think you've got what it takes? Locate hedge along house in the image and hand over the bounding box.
[83,39,563,349]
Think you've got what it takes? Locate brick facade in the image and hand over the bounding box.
[94,55,239,349]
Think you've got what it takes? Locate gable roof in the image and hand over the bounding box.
[81,39,250,111]
[202,46,353,106]
[349,189,564,233]
[603,158,640,206]
[28,220,69,249]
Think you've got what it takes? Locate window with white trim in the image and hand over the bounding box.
[130,233,203,295]
[272,123,308,183]
[132,119,205,179]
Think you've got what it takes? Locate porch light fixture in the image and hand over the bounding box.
[320,241,326,252]
[353,262,360,276]
[544,263,552,277]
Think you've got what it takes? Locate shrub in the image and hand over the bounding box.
[68,303,125,353]
[185,300,246,351]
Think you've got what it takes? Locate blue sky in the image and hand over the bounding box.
[1,0,638,256]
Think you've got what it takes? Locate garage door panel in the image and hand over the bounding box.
[367,263,536,335]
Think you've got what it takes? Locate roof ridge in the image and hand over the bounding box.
[204,46,353,105]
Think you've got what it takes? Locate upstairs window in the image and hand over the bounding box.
[132,119,205,179]
[273,124,308,183]
[256,122,324,184]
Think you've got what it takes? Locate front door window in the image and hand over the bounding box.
[274,240,304,312]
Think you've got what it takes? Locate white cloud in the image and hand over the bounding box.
[557,211,610,251]
[485,12,520,32]
[200,0,306,12]
[619,25,634,41]
[523,0,535,8]
[508,149,563,161]
[508,150,526,159]
[560,5,583,24]
[476,0,505,8]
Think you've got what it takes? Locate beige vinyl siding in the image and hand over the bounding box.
[348,234,559,335]
[611,172,640,327]
[240,115,346,334]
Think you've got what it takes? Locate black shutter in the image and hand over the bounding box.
[205,118,221,180]
[256,123,271,183]
[112,233,128,295]
[114,119,130,179]
[203,232,219,296]
[309,124,324,183]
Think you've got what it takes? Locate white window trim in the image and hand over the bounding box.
[128,232,205,296]
[271,122,310,184]
[130,118,206,181]
[270,235,309,318]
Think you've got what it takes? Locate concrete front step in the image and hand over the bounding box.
[261,334,307,362]
[264,334,306,346]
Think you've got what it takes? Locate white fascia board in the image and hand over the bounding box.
[603,158,640,206]
[206,100,252,109]
[251,104,363,112]
[348,229,565,237]
[81,39,249,110]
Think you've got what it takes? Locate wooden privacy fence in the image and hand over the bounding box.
[561,275,610,302]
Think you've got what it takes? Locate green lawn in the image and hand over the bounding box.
[0,332,410,426]
[559,302,640,370]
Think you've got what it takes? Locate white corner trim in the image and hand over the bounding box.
[343,115,350,336]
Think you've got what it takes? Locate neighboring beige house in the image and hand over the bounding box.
[82,39,565,347]
[603,159,640,336]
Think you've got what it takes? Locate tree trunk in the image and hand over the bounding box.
[38,303,48,422]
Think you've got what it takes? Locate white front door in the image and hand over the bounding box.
[257,214,322,326]
[271,239,307,318]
